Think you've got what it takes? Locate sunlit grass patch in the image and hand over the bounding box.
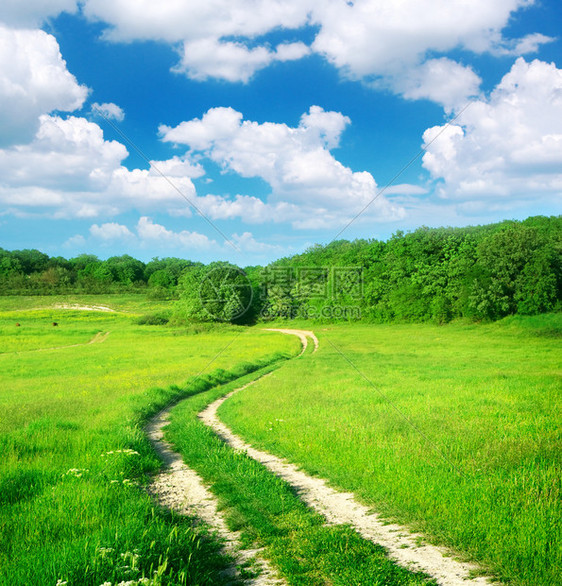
[166,368,437,585]
[0,298,296,585]
[220,314,562,586]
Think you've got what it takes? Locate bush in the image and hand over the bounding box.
[135,312,170,325]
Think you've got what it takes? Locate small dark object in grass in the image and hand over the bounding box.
[52,322,58,327]
[15,323,20,327]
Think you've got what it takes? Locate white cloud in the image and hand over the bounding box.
[311,0,530,76]
[422,58,562,203]
[91,102,125,121]
[174,38,274,83]
[495,33,555,56]
[136,216,216,250]
[71,216,286,258]
[392,58,481,112]
[231,231,284,254]
[86,217,217,250]
[173,38,312,83]
[0,115,199,218]
[82,0,312,43]
[274,42,311,62]
[161,105,405,227]
[63,234,86,248]
[0,25,88,146]
[90,221,134,240]
[79,0,548,105]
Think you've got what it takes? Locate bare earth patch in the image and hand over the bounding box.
[146,405,286,586]
[53,304,116,312]
[200,329,497,586]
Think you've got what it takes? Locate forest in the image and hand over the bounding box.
[1,215,560,323]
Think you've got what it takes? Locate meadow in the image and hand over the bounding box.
[165,367,437,585]
[2,293,560,585]
[219,315,562,586]
[0,295,298,585]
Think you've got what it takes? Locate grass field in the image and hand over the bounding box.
[220,315,562,586]
[0,295,298,585]
[2,293,560,585]
[165,367,438,586]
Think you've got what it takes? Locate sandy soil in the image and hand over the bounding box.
[53,304,116,312]
[262,329,319,356]
[200,329,497,586]
[146,405,286,585]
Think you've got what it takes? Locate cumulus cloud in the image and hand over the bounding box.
[77,0,548,106]
[311,0,531,75]
[86,217,215,249]
[0,106,403,231]
[91,102,125,121]
[231,231,284,253]
[161,105,405,227]
[0,115,199,218]
[422,58,562,203]
[392,58,481,112]
[81,0,311,43]
[494,32,556,56]
[90,221,134,240]
[172,38,311,83]
[136,216,215,249]
[85,216,281,254]
[174,38,274,83]
[0,25,88,146]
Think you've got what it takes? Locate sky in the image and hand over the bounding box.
[0,0,561,265]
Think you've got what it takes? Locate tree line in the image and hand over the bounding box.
[0,251,199,297]
[258,215,561,323]
[1,215,560,323]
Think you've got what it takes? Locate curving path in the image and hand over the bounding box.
[199,329,497,586]
[262,329,319,356]
[8,331,110,354]
[147,402,285,586]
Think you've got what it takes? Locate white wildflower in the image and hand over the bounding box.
[103,449,140,457]
[63,468,88,478]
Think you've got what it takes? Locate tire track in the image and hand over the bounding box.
[199,329,497,586]
[146,404,286,586]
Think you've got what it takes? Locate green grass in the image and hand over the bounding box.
[166,368,437,586]
[0,298,298,585]
[220,314,562,586]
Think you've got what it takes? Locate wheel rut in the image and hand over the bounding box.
[146,404,285,585]
[199,329,498,586]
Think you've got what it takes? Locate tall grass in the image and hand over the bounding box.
[220,314,562,586]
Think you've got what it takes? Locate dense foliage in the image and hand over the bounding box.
[0,251,200,297]
[261,215,561,323]
[1,215,560,322]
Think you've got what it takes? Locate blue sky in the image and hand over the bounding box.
[0,1,561,265]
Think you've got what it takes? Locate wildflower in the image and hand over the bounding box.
[102,449,140,457]
[97,547,114,555]
[63,468,88,478]
[122,479,138,487]
[56,580,68,586]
